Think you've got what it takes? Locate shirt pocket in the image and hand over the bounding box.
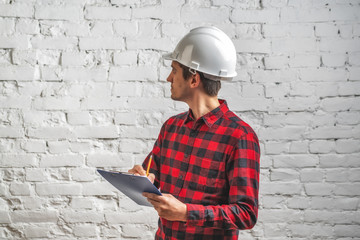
[186,157,225,193]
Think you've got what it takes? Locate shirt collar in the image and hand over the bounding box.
[184,99,229,128]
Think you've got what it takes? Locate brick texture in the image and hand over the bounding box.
[0,0,359,239]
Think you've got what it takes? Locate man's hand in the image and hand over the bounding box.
[128,165,155,183]
[143,192,187,222]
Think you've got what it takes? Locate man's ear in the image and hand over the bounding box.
[189,73,201,89]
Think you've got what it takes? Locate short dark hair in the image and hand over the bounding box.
[178,63,221,97]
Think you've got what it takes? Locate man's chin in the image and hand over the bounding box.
[170,95,180,101]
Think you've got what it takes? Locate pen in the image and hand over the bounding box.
[146,155,152,177]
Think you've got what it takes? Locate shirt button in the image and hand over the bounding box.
[190,131,197,137]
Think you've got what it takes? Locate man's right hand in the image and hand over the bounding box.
[128,165,155,184]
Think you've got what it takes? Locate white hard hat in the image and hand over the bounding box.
[163,26,237,81]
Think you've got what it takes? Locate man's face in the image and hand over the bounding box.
[166,61,192,101]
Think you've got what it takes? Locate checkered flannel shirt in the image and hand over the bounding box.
[142,100,260,240]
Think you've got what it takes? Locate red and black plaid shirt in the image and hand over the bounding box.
[142,100,260,240]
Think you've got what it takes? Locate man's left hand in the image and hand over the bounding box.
[143,192,187,222]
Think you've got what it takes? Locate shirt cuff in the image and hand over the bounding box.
[185,203,205,226]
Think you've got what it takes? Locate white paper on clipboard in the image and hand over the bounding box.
[97,169,161,207]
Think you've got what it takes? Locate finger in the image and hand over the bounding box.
[128,165,146,176]
[146,198,158,206]
[143,193,162,202]
[135,165,147,176]
[143,192,155,199]
[148,173,155,183]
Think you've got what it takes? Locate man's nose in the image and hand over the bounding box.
[166,73,172,82]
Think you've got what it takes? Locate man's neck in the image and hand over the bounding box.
[186,95,220,120]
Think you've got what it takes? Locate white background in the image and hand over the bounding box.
[0,0,359,239]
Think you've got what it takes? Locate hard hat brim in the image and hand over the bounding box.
[162,51,236,81]
[162,52,173,60]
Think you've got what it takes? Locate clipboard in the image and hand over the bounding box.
[97,169,161,207]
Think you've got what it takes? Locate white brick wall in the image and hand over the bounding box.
[0,0,359,239]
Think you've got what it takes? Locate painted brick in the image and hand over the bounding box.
[272,38,317,53]
[70,197,94,209]
[35,5,81,22]
[61,51,87,66]
[304,183,336,196]
[320,39,360,53]
[9,183,31,196]
[0,66,35,81]
[73,126,119,139]
[270,169,299,181]
[82,182,115,196]
[259,127,306,141]
[289,54,320,68]
[288,224,333,238]
[73,224,98,237]
[114,112,137,125]
[335,139,360,154]
[85,6,131,20]
[300,169,324,182]
[21,140,46,153]
[281,7,331,23]
[26,168,47,182]
[16,19,40,35]
[334,225,360,237]
[181,6,230,23]
[0,19,15,35]
[87,153,131,168]
[40,154,84,167]
[109,66,158,81]
[0,154,37,167]
[33,97,81,111]
[273,154,318,168]
[234,39,271,54]
[61,210,104,223]
[232,9,279,23]
[321,53,347,67]
[63,67,108,82]
[334,183,360,196]
[309,140,336,154]
[79,37,125,50]
[1,1,359,239]
[80,97,126,110]
[23,225,52,238]
[36,183,82,196]
[0,3,33,17]
[113,21,137,37]
[11,210,58,223]
[67,112,90,125]
[0,126,24,138]
[27,127,74,139]
[311,197,359,211]
[31,36,78,50]
[113,82,138,97]
[261,182,302,195]
[71,168,96,182]
[133,6,180,22]
[0,211,11,224]
[126,37,173,52]
[113,51,138,65]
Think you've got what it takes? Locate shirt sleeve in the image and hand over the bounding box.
[142,122,167,189]
[185,132,260,230]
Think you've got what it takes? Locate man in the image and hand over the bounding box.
[128,26,260,240]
